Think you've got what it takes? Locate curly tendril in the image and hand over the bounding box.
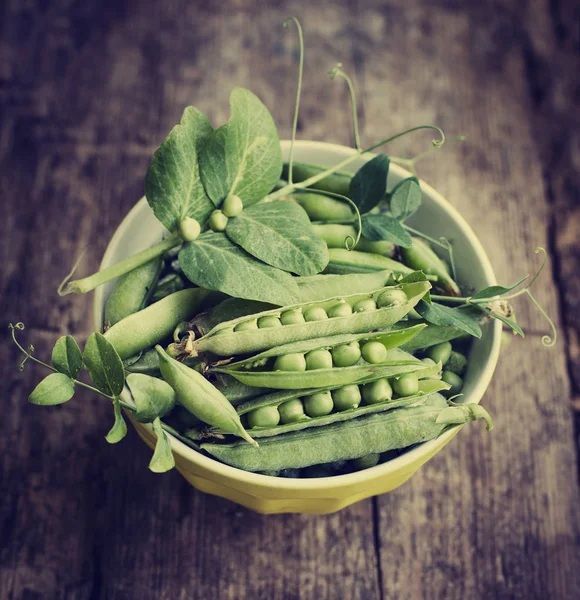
[310,190,362,250]
[283,16,304,186]
[328,63,361,151]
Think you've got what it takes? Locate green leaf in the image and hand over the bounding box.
[105,397,127,444]
[399,270,431,302]
[476,305,525,337]
[199,88,282,207]
[127,373,176,423]
[361,213,412,248]
[83,333,125,397]
[51,336,83,379]
[225,201,328,276]
[470,275,529,301]
[145,106,214,231]
[179,232,300,306]
[416,300,482,338]
[390,177,422,221]
[349,154,390,213]
[149,417,176,473]
[29,373,75,406]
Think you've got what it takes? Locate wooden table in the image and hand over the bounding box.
[1,1,579,598]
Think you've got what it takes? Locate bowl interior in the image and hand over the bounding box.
[93,140,501,491]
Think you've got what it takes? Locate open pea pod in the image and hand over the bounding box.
[211,332,438,390]
[189,280,431,357]
[200,394,443,472]
[223,379,450,439]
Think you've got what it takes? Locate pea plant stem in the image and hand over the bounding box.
[59,233,180,296]
[266,125,445,202]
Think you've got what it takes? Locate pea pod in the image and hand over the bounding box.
[189,281,431,357]
[312,224,396,257]
[212,374,272,406]
[228,379,449,438]
[291,192,354,222]
[104,288,219,360]
[282,162,352,197]
[401,237,460,295]
[104,257,163,326]
[325,248,420,277]
[295,271,392,303]
[156,346,257,446]
[201,394,491,472]
[211,332,439,389]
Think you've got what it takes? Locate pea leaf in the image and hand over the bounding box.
[29,373,75,406]
[83,333,125,397]
[390,177,422,221]
[178,232,300,306]
[127,373,176,423]
[225,201,328,276]
[476,304,525,337]
[51,335,83,379]
[199,88,282,207]
[470,275,529,301]
[361,213,412,248]
[399,270,431,302]
[149,417,175,473]
[105,398,127,444]
[415,300,482,338]
[145,106,214,231]
[349,154,390,213]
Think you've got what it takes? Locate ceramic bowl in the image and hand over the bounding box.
[93,140,501,514]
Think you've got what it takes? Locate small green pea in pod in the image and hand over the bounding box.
[210,325,439,390]
[401,237,460,296]
[156,345,258,446]
[187,280,431,357]
[201,394,493,473]
[227,378,449,438]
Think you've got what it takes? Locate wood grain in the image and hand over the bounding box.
[1,1,578,599]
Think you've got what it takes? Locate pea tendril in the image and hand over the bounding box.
[283,16,304,186]
[328,63,361,151]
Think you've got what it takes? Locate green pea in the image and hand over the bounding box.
[178,216,201,242]
[234,319,259,332]
[393,373,419,397]
[304,391,334,417]
[361,378,392,405]
[351,453,380,470]
[376,288,408,308]
[274,353,306,372]
[278,399,306,423]
[280,308,305,325]
[446,351,468,376]
[421,357,442,379]
[442,371,463,396]
[222,194,244,217]
[327,300,353,318]
[332,385,362,411]
[247,406,281,428]
[361,341,388,364]
[305,349,333,370]
[209,210,228,232]
[331,342,361,367]
[427,342,452,365]
[353,298,377,312]
[303,306,328,321]
[258,315,282,329]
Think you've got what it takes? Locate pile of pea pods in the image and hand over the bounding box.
[104,162,492,478]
